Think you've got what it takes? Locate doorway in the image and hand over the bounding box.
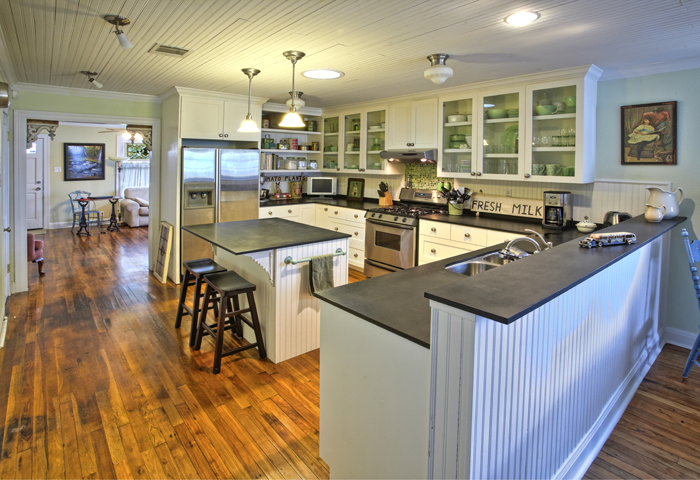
[25,135,49,231]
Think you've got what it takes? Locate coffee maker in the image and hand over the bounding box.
[542,191,572,229]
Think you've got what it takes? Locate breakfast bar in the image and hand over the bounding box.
[183,218,350,363]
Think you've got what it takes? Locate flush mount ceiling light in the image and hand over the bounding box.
[286,91,305,108]
[238,68,261,133]
[302,69,344,80]
[424,54,453,85]
[504,11,540,26]
[104,15,133,49]
[279,50,306,128]
[80,71,103,89]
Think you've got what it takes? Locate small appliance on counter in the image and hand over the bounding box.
[542,190,572,229]
[603,211,632,226]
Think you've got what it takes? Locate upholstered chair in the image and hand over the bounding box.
[27,232,45,276]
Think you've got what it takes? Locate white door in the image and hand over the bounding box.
[26,138,45,230]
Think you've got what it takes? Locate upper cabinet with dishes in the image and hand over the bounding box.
[321,106,403,175]
[438,65,601,184]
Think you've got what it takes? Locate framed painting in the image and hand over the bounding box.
[64,143,106,180]
[346,178,365,201]
[621,101,677,165]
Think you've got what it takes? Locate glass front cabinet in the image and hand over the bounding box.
[322,115,340,171]
[439,95,475,177]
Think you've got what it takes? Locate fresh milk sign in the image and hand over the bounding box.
[470,194,543,219]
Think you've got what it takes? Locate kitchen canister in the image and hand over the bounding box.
[312,141,320,151]
[309,161,318,170]
[307,121,318,132]
[290,181,303,198]
[285,159,297,170]
[297,160,308,169]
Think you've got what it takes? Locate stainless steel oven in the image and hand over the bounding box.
[364,217,417,277]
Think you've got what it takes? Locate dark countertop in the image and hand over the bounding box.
[182,218,350,255]
[315,215,685,349]
[261,195,380,211]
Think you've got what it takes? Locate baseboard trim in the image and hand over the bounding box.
[555,339,662,480]
[663,326,698,350]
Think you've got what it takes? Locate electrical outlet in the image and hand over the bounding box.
[506,189,512,197]
[54,167,61,173]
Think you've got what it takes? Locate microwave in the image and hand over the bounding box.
[308,177,337,197]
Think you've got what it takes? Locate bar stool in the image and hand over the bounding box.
[175,259,227,347]
[194,270,267,374]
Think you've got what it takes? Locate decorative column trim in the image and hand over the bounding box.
[27,119,59,148]
[126,124,153,151]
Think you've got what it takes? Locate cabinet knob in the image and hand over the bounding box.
[524,173,531,178]
[288,209,292,214]
[334,211,338,215]
[334,227,339,231]
[464,233,471,238]
[476,172,482,176]
[354,253,358,258]
[224,134,229,138]
[470,172,476,176]
[431,227,436,232]
[324,208,328,212]
[268,211,273,215]
[354,214,358,219]
[337,167,340,171]
[219,134,224,137]
[431,248,436,254]
[354,232,359,236]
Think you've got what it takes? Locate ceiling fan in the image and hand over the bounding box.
[98,127,144,143]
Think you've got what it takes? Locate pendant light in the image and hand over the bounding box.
[104,15,133,49]
[286,91,305,108]
[279,51,306,128]
[238,68,261,133]
[424,54,453,85]
[81,71,103,89]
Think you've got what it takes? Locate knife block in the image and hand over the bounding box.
[378,191,393,206]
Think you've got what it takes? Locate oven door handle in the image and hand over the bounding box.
[366,219,415,230]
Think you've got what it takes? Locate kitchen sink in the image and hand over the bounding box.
[445,252,517,276]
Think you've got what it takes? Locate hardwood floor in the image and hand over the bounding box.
[348,268,368,283]
[2,227,329,479]
[583,344,700,479]
[4,228,699,479]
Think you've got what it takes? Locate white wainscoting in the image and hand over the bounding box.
[428,236,667,479]
[215,238,349,363]
[454,179,671,224]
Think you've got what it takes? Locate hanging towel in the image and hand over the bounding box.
[308,253,335,295]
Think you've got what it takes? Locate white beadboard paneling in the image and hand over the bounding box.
[215,238,349,363]
[429,237,666,479]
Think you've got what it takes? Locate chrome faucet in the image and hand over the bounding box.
[498,229,552,260]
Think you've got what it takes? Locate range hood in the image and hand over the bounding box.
[379,148,437,164]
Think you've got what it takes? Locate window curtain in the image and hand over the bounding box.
[119,162,149,197]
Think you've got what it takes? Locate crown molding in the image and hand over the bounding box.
[261,102,323,117]
[599,57,700,81]
[12,82,161,103]
[160,86,268,105]
[331,65,602,111]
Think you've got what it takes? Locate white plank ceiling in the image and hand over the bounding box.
[1,0,700,107]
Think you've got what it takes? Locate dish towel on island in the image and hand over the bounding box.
[308,254,335,295]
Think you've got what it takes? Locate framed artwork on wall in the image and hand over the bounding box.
[64,143,106,180]
[346,178,365,201]
[621,101,677,165]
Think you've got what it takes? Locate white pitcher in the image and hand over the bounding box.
[646,186,684,219]
[644,204,666,223]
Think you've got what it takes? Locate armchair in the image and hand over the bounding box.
[27,232,45,275]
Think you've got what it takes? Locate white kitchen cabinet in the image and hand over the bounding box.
[300,204,316,226]
[259,205,300,219]
[180,97,259,142]
[316,204,333,229]
[386,98,439,149]
[438,94,476,177]
[417,219,518,266]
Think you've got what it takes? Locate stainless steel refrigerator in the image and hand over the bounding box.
[180,147,260,274]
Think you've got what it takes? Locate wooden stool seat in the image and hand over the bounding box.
[175,259,227,347]
[194,270,267,374]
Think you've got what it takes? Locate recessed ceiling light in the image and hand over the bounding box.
[302,69,345,80]
[504,11,540,26]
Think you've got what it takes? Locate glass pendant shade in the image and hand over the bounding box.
[424,53,453,85]
[116,31,133,49]
[279,111,305,128]
[238,115,260,133]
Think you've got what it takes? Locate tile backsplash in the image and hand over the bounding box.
[404,164,455,189]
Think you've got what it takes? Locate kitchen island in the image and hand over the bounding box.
[316,215,685,479]
[183,218,350,363]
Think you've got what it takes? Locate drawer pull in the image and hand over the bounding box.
[464,233,471,238]
[354,232,359,236]
[431,227,437,232]
[354,253,358,258]
[324,207,328,211]
[354,214,359,219]
[335,227,339,231]
[288,209,292,214]
[334,211,339,215]
[268,211,273,215]
[430,248,436,254]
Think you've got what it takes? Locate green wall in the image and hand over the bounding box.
[11,90,160,118]
[596,68,700,335]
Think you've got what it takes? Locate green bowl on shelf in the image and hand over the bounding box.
[487,109,508,119]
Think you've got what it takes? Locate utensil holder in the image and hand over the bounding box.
[448,202,464,216]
